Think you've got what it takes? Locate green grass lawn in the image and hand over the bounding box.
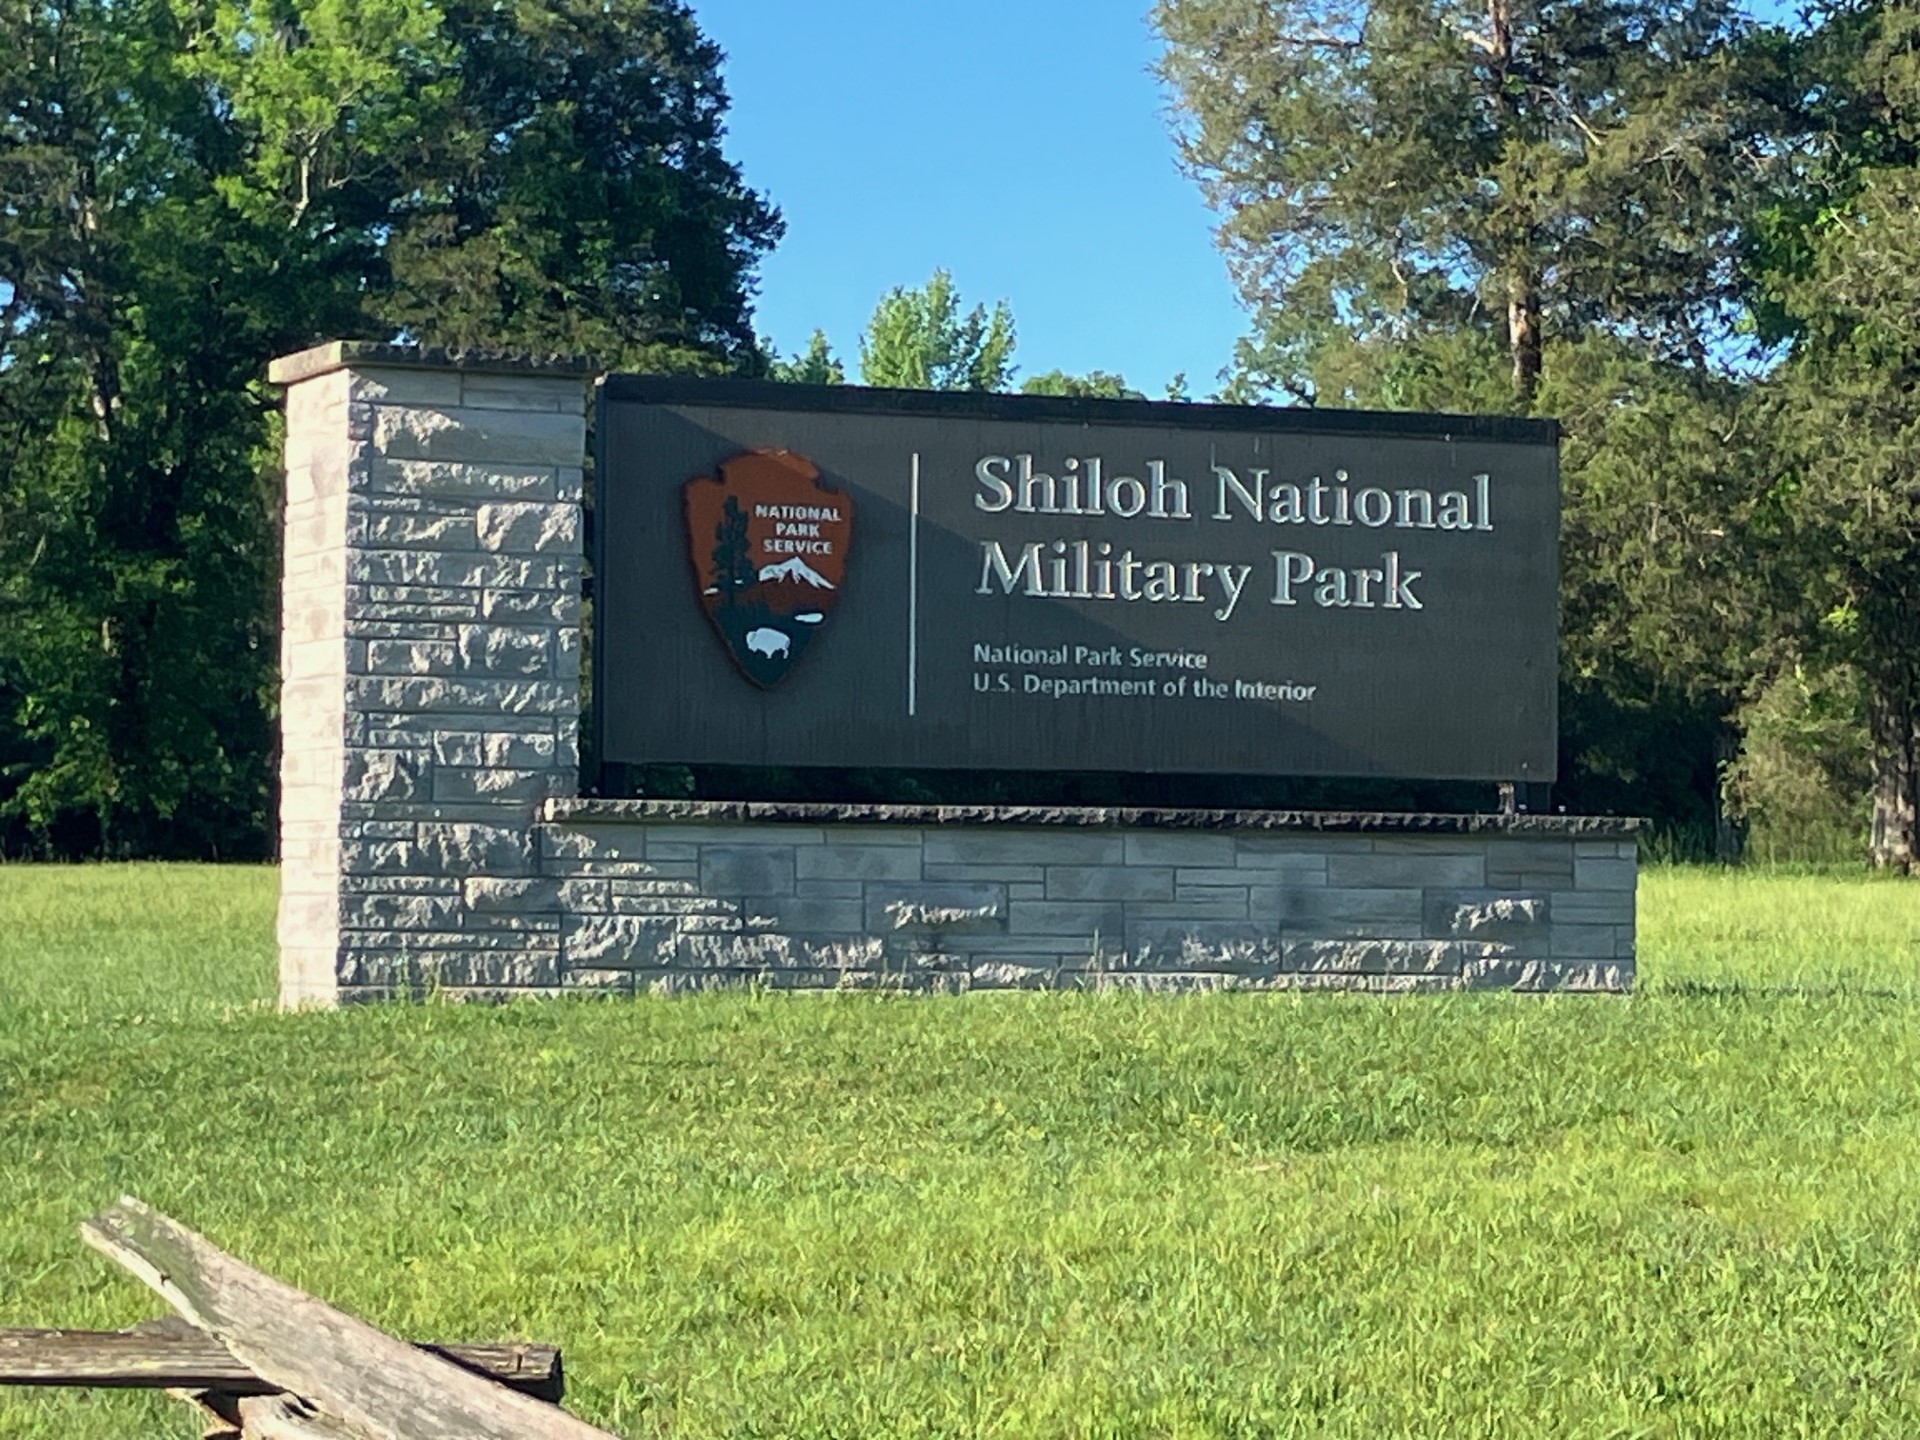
[4,863,1920,1437]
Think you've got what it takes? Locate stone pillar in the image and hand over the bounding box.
[270,344,591,1006]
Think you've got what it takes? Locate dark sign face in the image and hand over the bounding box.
[683,449,853,687]
[596,381,1560,782]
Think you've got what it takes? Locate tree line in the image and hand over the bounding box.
[3,0,1916,868]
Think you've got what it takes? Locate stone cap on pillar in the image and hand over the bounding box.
[267,341,599,387]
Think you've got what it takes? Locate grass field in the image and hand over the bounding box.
[4,864,1920,1437]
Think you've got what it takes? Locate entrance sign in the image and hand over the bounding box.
[595,380,1560,780]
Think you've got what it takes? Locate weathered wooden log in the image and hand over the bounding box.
[80,1197,618,1440]
[236,1394,361,1439]
[0,1325,564,1402]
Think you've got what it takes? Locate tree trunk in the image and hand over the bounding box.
[1869,678,1919,873]
[1713,726,1745,864]
[1507,272,1541,405]
[1486,0,1542,407]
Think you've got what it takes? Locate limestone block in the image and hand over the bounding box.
[565,914,736,968]
[364,510,476,550]
[1131,895,1253,921]
[796,880,863,899]
[475,501,580,554]
[460,375,588,412]
[1326,853,1487,889]
[347,677,574,717]
[341,749,424,803]
[1237,833,1372,856]
[563,968,636,994]
[340,948,559,989]
[866,883,1007,932]
[352,368,465,407]
[540,824,645,862]
[639,824,826,846]
[371,405,585,467]
[1282,938,1462,975]
[1122,832,1236,867]
[923,830,1123,866]
[1007,900,1126,937]
[1484,839,1581,870]
[415,822,535,874]
[607,894,740,917]
[701,845,796,895]
[1171,885,1253,918]
[741,895,864,931]
[365,639,457,675]
[818,826,925,846]
[1045,866,1174,901]
[1423,890,1547,942]
[969,960,1067,989]
[679,933,887,970]
[277,891,341,941]
[431,730,556,768]
[1550,889,1635,926]
[1574,855,1638,892]
[1278,887,1424,937]
[456,624,551,677]
[795,843,924,882]
[1550,924,1621,959]
[432,766,556,804]
[350,551,555,591]
[341,892,460,929]
[464,877,564,913]
[338,872,459,896]
[1461,957,1630,992]
[1124,920,1283,971]
[484,589,578,623]
[922,862,1046,883]
[372,459,560,499]
[279,944,340,1008]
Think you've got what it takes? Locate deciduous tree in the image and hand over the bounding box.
[859,270,1015,391]
[1155,0,1779,406]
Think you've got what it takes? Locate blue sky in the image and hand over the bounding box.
[695,1,1252,396]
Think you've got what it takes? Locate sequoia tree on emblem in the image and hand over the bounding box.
[683,449,854,687]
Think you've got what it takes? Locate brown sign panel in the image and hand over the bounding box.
[595,380,1560,782]
[683,449,853,687]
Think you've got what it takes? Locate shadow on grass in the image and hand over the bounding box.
[1646,977,1920,1002]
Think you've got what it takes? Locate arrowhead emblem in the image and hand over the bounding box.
[683,449,854,688]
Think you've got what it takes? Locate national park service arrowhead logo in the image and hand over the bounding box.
[684,449,853,687]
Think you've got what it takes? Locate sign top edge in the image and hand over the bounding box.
[598,376,1560,446]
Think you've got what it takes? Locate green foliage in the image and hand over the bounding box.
[13,866,1920,1436]
[767,329,846,385]
[1751,4,1920,869]
[375,0,781,372]
[1155,0,1781,404]
[859,270,1016,391]
[0,0,777,856]
[1019,368,1145,400]
[1725,663,1872,864]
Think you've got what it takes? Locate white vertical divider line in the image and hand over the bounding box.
[908,451,920,717]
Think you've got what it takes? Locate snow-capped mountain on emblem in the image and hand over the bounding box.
[758,556,835,589]
[683,450,853,688]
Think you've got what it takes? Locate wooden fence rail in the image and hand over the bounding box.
[0,1197,620,1439]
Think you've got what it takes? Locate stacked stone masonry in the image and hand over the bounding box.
[536,804,1636,997]
[271,345,1637,1006]
[272,345,590,1006]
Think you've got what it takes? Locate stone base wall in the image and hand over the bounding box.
[355,801,1634,1002]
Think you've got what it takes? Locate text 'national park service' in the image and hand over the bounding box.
[972,454,1495,622]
